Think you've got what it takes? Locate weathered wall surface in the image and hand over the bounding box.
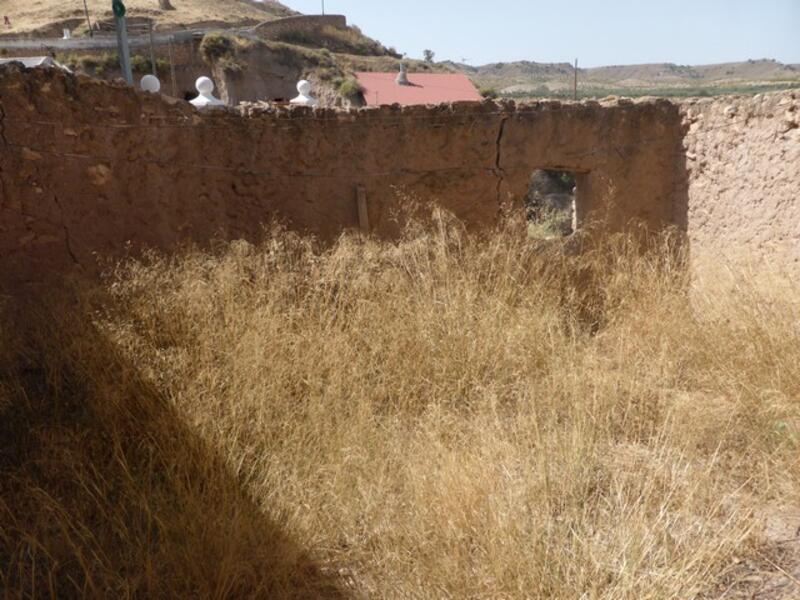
[682,91,800,277]
[0,66,686,286]
[253,15,347,41]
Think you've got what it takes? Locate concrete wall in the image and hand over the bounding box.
[681,91,800,277]
[253,15,347,41]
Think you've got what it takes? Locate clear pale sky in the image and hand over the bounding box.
[279,0,800,67]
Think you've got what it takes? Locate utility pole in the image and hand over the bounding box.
[112,0,133,85]
[82,0,93,37]
[168,36,178,97]
[321,1,325,15]
[574,58,578,101]
[148,21,157,75]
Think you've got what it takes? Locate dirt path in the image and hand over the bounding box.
[713,508,800,599]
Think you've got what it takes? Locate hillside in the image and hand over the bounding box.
[0,0,411,105]
[0,0,297,37]
[4,0,797,100]
[198,31,446,106]
[455,58,800,97]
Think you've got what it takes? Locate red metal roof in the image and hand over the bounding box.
[355,72,483,106]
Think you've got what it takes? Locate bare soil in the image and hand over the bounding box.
[0,0,295,37]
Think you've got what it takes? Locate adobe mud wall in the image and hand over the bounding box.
[681,91,800,277]
[0,66,686,286]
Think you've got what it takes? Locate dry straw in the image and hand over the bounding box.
[1,211,798,598]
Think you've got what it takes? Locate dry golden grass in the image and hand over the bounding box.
[0,0,292,36]
[1,214,799,598]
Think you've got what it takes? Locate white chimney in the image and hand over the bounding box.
[395,63,410,86]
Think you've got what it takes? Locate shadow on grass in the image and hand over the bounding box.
[0,288,349,599]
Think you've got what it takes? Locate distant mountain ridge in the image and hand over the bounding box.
[448,58,800,94]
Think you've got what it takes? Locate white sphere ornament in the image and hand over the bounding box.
[190,76,225,109]
[290,79,318,107]
[197,76,214,95]
[140,74,161,93]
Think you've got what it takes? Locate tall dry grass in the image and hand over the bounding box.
[1,214,798,598]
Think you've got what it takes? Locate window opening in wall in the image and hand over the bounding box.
[525,169,578,239]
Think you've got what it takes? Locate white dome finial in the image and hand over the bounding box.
[290,79,318,107]
[140,74,161,93]
[190,76,225,108]
[197,76,214,95]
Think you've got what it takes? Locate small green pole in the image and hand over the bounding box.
[82,0,93,37]
[113,0,133,85]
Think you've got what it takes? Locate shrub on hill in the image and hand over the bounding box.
[274,24,397,57]
[336,76,364,99]
[199,33,252,74]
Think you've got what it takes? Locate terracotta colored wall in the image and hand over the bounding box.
[0,66,687,287]
[681,91,800,278]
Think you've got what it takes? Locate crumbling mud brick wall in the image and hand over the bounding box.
[0,66,686,287]
[681,91,800,278]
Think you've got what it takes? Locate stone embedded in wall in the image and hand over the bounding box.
[87,164,113,187]
[20,147,43,162]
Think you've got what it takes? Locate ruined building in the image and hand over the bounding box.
[0,65,798,287]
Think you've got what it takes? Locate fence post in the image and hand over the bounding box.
[113,0,133,85]
[167,37,178,97]
[356,186,370,233]
[574,58,578,101]
[148,21,157,75]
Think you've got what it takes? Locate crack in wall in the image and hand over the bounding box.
[0,98,9,207]
[494,114,509,212]
[53,196,80,265]
[0,101,8,146]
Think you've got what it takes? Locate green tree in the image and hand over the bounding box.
[423,49,435,63]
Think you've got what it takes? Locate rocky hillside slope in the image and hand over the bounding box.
[200,32,445,107]
[454,59,800,96]
[0,0,296,38]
